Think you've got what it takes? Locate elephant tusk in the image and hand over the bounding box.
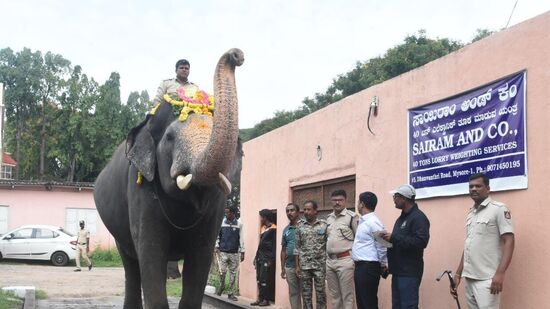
[218,173,232,195]
[176,174,193,190]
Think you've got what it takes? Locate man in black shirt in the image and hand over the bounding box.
[381,184,430,309]
[251,209,277,306]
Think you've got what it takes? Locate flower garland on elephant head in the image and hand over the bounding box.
[148,86,215,122]
[137,86,216,185]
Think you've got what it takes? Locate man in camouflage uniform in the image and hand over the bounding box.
[295,200,328,309]
[154,59,199,105]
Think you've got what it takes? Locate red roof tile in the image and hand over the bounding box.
[2,152,17,165]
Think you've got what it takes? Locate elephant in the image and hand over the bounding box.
[94,48,244,309]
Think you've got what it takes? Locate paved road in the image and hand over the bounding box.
[0,263,125,298]
[0,263,218,308]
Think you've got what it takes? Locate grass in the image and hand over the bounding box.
[207,254,241,295]
[207,269,240,295]
[0,290,23,309]
[89,248,123,267]
[166,272,232,297]
[208,273,222,290]
[74,250,236,298]
[35,289,47,300]
[166,278,182,297]
[81,250,222,297]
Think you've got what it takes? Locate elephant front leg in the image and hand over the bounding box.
[179,246,214,309]
[118,244,143,309]
[138,246,169,309]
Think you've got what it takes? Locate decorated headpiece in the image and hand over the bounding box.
[148,86,215,122]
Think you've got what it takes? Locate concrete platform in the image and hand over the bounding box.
[34,294,277,309]
[9,285,276,309]
[203,292,277,309]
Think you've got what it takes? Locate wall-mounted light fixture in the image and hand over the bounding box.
[368,95,379,135]
[316,145,322,161]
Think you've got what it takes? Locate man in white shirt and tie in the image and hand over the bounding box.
[352,191,388,309]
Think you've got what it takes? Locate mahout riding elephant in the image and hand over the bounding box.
[94,48,244,309]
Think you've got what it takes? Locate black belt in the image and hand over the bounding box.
[354,260,380,265]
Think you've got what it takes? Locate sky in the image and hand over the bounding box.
[0,0,548,128]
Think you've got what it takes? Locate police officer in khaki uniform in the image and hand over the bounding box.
[156,59,200,280]
[326,189,359,309]
[75,220,92,271]
[153,59,199,105]
[451,173,515,309]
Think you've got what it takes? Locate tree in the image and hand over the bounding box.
[1,47,154,182]
[471,29,495,43]
[37,51,71,178]
[123,90,150,132]
[244,30,465,140]
[0,48,43,179]
[53,65,100,182]
[90,72,125,167]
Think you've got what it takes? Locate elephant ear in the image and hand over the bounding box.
[126,116,156,182]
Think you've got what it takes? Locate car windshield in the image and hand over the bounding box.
[58,227,75,237]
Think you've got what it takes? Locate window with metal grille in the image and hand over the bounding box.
[291,175,356,219]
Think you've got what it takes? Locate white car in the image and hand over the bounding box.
[0,225,77,266]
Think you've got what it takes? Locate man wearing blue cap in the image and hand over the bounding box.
[381,184,430,309]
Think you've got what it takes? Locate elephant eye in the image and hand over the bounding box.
[166,132,175,141]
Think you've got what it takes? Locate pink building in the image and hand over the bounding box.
[0,181,114,250]
[0,75,113,250]
[239,11,550,309]
[0,153,16,180]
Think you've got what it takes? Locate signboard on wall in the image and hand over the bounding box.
[408,71,527,199]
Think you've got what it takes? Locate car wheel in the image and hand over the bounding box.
[51,251,69,266]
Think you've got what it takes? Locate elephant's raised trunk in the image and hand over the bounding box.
[190,48,243,187]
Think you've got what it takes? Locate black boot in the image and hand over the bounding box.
[258,300,270,306]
